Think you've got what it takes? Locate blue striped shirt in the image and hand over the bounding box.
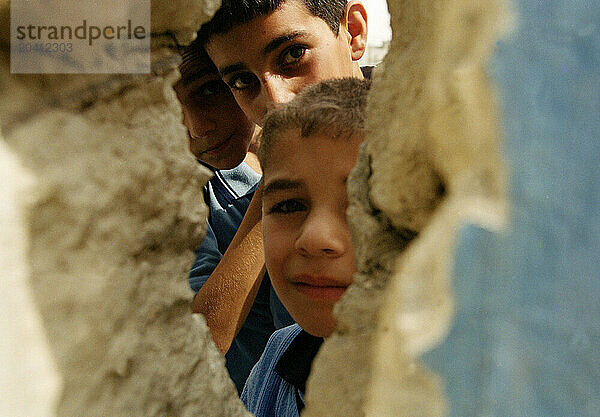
[242,324,323,417]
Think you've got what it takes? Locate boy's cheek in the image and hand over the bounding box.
[262,222,284,267]
[262,218,289,248]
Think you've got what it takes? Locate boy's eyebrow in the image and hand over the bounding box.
[218,31,307,77]
[219,63,248,78]
[263,31,306,55]
[177,68,217,87]
[262,178,303,197]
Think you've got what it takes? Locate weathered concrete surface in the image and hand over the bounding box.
[307,0,599,415]
[1,0,250,415]
[0,139,61,417]
[303,1,509,416]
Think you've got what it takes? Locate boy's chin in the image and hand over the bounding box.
[300,319,337,339]
[198,154,246,171]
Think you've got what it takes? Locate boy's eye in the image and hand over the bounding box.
[228,73,259,91]
[280,45,306,66]
[192,80,228,98]
[269,199,307,214]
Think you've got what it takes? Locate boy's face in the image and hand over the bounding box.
[173,49,256,170]
[205,0,366,126]
[261,130,362,337]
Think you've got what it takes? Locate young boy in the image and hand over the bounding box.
[173,41,293,393]
[196,0,369,125]
[241,78,371,416]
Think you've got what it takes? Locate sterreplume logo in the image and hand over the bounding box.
[11,0,150,74]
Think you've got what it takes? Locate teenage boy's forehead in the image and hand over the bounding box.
[204,0,328,69]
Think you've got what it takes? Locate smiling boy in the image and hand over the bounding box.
[173,44,257,169]
[240,78,370,416]
[196,0,369,125]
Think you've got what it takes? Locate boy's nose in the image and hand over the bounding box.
[262,75,297,107]
[295,211,349,258]
[184,108,216,139]
[254,76,299,125]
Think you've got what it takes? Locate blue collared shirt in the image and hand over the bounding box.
[241,324,323,417]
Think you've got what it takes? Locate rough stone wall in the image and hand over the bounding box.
[3,0,597,416]
[1,1,250,416]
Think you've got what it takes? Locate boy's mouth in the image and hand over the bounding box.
[199,133,233,157]
[292,275,349,302]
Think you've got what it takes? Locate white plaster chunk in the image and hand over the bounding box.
[0,139,61,417]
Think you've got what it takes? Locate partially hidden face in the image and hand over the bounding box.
[261,130,362,337]
[205,0,366,126]
[173,48,256,170]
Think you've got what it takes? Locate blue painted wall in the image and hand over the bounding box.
[423,1,600,415]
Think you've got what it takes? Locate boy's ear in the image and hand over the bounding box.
[343,0,368,61]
